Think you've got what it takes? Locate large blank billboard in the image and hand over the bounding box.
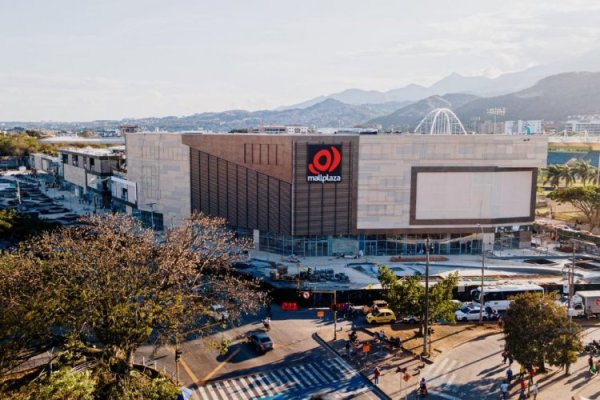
[410,167,535,225]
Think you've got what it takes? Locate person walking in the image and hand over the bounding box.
[519,365,526,380]
[506,367,513,385]
[501,350,508,364]
[373,366,381,384]
[530,382,539,400]
[528,365,536,385]
[500,380,509,400]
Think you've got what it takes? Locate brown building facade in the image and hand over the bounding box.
[183,134,359,238]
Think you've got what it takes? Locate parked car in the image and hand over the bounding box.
[362,300,389,315]
[454,306,494,322]
[402,315,420,324]
[248,332,273,353]
[366,308,396,324]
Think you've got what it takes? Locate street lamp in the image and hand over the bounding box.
[478,224,486,324]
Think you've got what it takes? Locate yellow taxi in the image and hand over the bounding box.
[366,308,396,324]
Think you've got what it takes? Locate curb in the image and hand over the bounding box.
[313,332,392,400]
[363,325,503,363]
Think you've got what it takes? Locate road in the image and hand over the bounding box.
[136,306,384,399]
[419,323,600,400]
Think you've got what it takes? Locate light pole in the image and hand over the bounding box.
[423,236,430,356]
[478,224,486,324]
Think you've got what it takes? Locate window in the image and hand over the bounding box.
[72,155,78,167]
[121,188,128,201]
[89,158,95,168]
[61,154,68,163]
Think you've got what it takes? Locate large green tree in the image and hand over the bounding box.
[504,292,583,375]
[547,186,600,231]
[378,265,458,331]
[0,213,266,398]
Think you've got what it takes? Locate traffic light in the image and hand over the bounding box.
[175,349,183,362]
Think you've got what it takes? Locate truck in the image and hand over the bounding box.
[575,291,600,318]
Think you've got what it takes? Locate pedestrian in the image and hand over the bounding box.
[518,388,526,400]
[373,366,381,384]
[506,367,513,385]
[345,340,351,357]
[519,377,526,392]
[519,365,526,380]
[528,366,536,385]
[508,354,514,366]
[530,382,539,400]
[500,380,509,400]
[501,350,508,364]
[589,356,595,370]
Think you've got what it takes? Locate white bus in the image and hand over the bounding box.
[471,284,544,312]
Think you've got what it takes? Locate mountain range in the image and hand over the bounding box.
[278,47,600,110]
[5,49,600,133]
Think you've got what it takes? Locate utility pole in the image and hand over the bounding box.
[423,236,430,356]
[478,224,486,324]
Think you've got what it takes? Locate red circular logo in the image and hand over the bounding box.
[308,146,341,175]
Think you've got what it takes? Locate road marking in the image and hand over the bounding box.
[179,357,201,386]
[199,347,241,385]
[428,390,462,400]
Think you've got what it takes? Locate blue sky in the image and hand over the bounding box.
[2,0,600,121]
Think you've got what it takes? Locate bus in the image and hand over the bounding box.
[471,284,544,312]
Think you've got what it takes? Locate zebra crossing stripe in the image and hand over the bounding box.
[271,368,295,391]
[257,373,276,397]
[290,365,316,386]
[294,365,320,386]
[228,378,246,399]
[426,357,450,381]
[214,381,228,399]
[238,376,257,398]
[301,364,327,385]
[442,362,462,387]
[308,362,335,382]
[280,367,304,388]
[197,385,210,399]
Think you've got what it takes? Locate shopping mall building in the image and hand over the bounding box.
[124,132,547,257]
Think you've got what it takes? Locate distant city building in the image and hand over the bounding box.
[255,125,310,134]
[565,115,600,134]
[57,147,125,208]
[30,153,61,175]
[504,120,543,135]
[119,124,141,136]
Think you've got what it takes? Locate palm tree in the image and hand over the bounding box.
[572,160,595,185]
[558,163,577,187]
[544,164,562,188]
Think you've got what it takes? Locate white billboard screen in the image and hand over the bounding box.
[413,169,533,221]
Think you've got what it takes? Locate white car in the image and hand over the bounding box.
[455,306,491,322]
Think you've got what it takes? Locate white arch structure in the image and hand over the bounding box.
[414,108,468,135]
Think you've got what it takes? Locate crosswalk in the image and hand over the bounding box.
[198,357,373,399]
[422,357,500,399]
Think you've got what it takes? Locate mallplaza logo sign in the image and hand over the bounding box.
[306,144,342,183]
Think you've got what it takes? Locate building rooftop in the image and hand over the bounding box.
[58,146,125,157]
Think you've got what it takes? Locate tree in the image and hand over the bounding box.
[572,159,597,185]
[547,186,600,232]
[378,265,458,333]
[504,292,583,375]
[4,369,96,400]
[0,213,266,398]
[378,265,422,319]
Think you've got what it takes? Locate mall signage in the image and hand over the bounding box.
[306,144,342,183]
